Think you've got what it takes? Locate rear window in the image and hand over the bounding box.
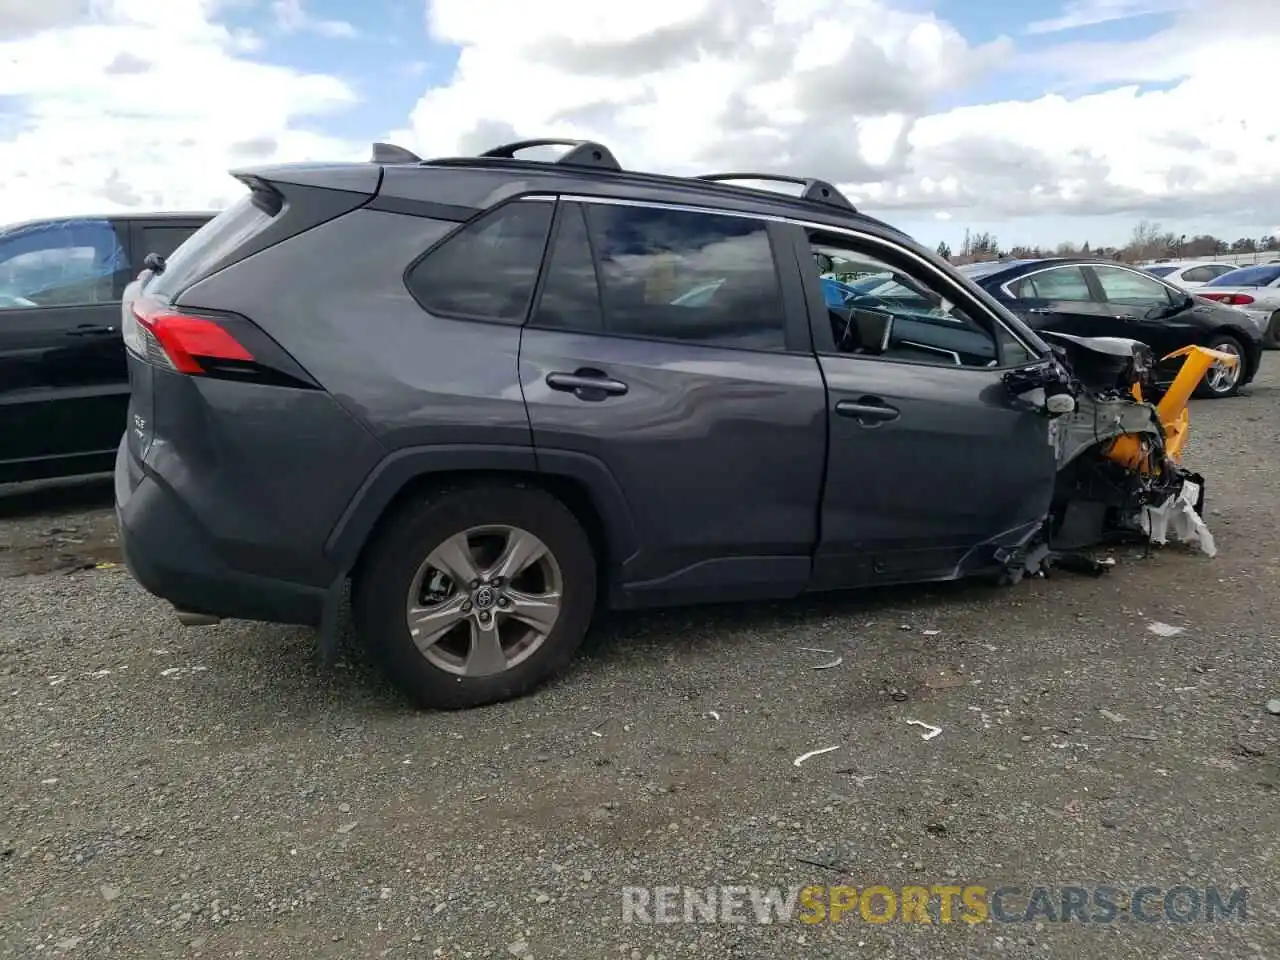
[1206,265,1280,287]
[145,192,274,299]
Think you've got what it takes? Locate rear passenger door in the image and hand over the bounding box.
[1000,264,1111,339]
[519,198,827,605]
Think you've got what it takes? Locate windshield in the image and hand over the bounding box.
[1144,266,1177,277]
[1207,265,1280,287]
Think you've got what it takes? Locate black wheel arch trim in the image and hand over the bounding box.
[324,444,641,572]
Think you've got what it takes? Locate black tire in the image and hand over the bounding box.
[1192,333,1245,399]
[352,482,597,710]
[1265,311,1280,350]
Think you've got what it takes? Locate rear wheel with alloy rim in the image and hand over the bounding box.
[354,483,597,709]
[1193,334,1245,398]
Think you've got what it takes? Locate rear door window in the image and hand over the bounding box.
[578,203,788,351]
[1010,266,1093,301]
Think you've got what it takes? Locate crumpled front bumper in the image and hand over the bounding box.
[997,341,1231,579]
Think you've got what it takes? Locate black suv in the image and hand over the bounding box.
[0,211,213,482]
[116,139,1181,709]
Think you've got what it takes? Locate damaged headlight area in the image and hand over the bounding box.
[999,332,1232,583]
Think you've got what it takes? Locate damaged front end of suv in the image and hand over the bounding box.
[998,334,1235,583]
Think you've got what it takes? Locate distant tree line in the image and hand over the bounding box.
[937,221,1280,266]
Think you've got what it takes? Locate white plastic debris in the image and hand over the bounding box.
[1147,621,1185,638]
[904,719,942,741]
[707,711,721,722]
[793,745,841,767]
[159,666,208,678]
[1142,479,1216,556]
[811,657,843,670]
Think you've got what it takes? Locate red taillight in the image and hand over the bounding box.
[1201,292,1255,306]
[130,297,254,374]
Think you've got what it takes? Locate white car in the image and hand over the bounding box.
[1142,260,1240,289]
[1195,263,1280,347]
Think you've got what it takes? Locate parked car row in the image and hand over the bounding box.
[1140,259,1240,288]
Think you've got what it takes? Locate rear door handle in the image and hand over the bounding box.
[1115,313,1137,321]
[545,370,629,400]
[1026,307,1055,315]
[836,398,900,424]
[68,324,116,336]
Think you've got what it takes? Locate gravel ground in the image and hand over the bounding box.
[2,373,1279,960]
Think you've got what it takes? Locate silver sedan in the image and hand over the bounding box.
[1196,263,1280,348]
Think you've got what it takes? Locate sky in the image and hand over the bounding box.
[0,0,1276,250]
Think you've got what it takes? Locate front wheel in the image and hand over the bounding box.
[1193,334,1245,399]
[353,482,598,710]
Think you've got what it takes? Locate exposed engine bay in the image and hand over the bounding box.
[998,332,1233,583]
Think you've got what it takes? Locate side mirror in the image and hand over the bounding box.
[849,307,894,354]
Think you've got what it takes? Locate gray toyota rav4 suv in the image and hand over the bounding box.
[116,138,1130,710]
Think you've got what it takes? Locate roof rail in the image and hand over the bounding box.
[371,142,422,164]
[694,173,856,212]
[478,138,622,171]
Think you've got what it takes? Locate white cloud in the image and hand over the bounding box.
[271,0,358,39]
[2,0,1276,243]
[0,0,361,224]
[392,0,1278,235]
[1025,0,1195,35]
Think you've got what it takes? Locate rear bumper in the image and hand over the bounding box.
[114,438,326,626]
[1238,309,1276,349]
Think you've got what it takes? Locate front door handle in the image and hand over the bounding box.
[68,324,116,336]
[546,369,629,401]
[1026,307,1055,315]
[836,397,900,425]
[1114,313,1137,321]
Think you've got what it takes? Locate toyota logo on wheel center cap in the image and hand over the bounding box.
[472,585,497,610]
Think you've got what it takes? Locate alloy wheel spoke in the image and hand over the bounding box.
[407,595,469,652]
[504,588,561,633]
[464,616,508,676]
[427,533,480,587]
[488,528,547,581]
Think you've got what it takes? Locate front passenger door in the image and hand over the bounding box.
[1088,265,1193,367]
[790,227,1059,589]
